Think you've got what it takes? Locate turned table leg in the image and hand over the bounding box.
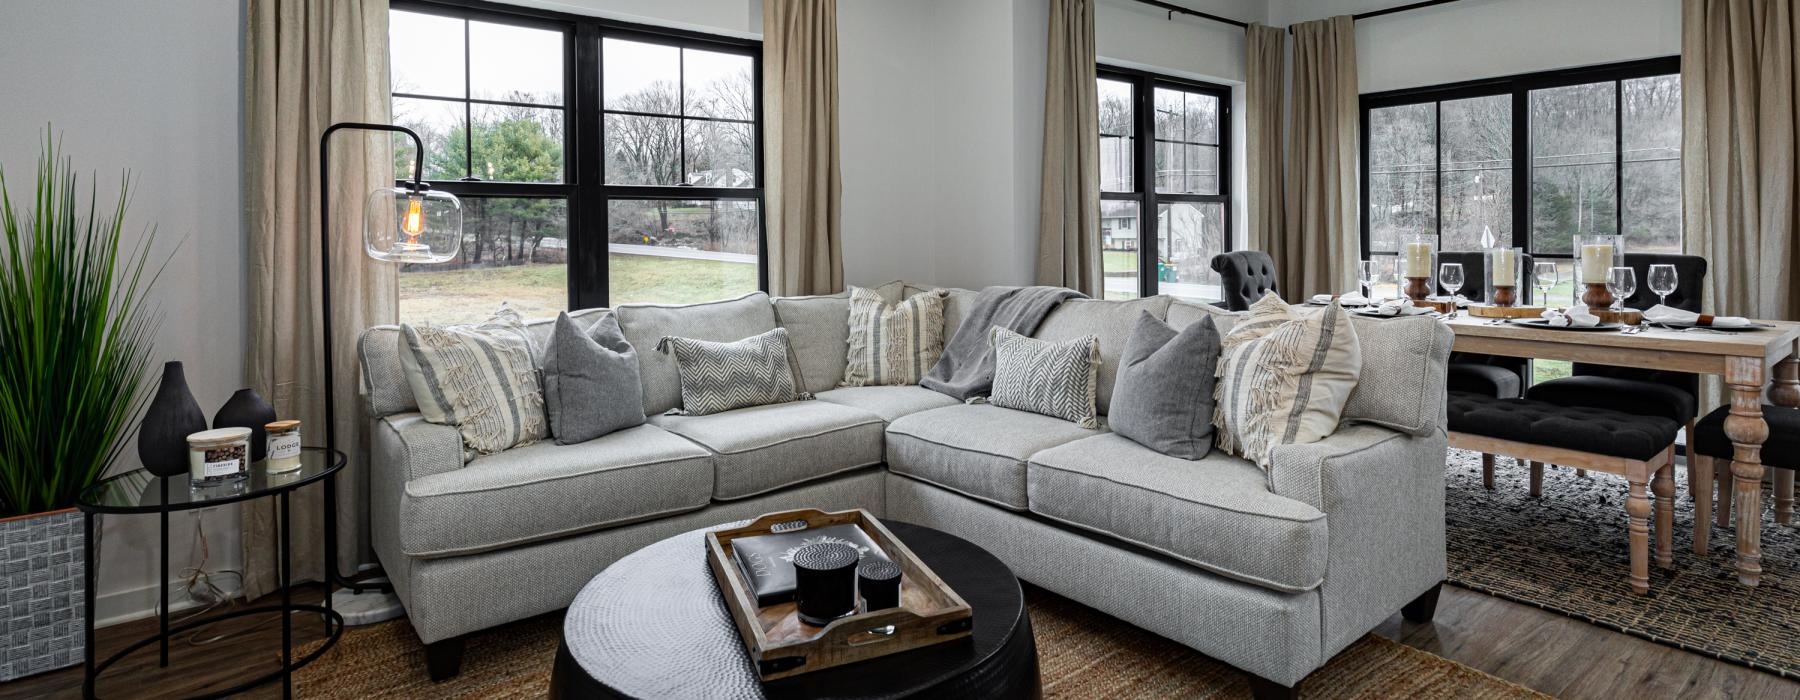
[1626,468,1653,594]
[1482,453,1495,490]
[1692,455,1714,556]
[1726,357,1770,587]
[1529,461,1544,498]
[1653,459,1675,568]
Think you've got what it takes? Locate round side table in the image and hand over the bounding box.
[552,520,1039,699]
[76,448,346,699]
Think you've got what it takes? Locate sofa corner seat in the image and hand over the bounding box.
[649,400,886,500]
[885,402,1103,510]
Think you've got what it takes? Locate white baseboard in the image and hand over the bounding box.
[94,576,244,629]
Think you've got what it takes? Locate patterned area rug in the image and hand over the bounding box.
[1445,448,1799,678]
[294,587,1542,698]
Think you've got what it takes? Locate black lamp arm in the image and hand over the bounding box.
[314,121,433,597]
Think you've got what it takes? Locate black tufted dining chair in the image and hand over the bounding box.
[1210,251,1279,311]
[1437,251,1535,401]
[1525,253,1708,491]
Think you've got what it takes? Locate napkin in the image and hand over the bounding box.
[1372,299,1431,317]
[1643,304,1752,328]
[1541,305,1600,327]
[1310,291,1370,306]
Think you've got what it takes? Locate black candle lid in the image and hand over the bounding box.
[858,559,901,582]
[792,542,858,572]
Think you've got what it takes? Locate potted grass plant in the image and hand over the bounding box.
[0,135,164,680]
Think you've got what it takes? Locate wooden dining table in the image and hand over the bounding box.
[1441,314,1800,587]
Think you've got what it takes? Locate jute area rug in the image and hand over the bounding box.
[1445,448,1800,679]
[293,586,1541,698]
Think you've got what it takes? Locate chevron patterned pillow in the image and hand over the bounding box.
[656,328,809,416]
[841,285,948,387]
[988,327,1100,428]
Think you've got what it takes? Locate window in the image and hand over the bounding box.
[1360,58,1681,303]
[1097,68,1231,302]
[388,2,762,324]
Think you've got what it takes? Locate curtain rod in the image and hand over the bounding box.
[1122,0,1465,32]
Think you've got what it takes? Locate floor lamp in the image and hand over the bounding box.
[318,122,461,623]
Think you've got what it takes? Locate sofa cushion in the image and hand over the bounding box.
[772,292,852,395]
[398,424,712,558]
[651,401,886,500]
[1168,298,1241,335]
[886,403,1102,510]
[814,385,961,423]
[1027,433,1328,593]
[616,292,779,416]
[1031,296,1173,415]
[1340,315,1452,435]
[361,308,610,418]
[941,288,980,339]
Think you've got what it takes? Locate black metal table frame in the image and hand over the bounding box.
[77,450,348,699]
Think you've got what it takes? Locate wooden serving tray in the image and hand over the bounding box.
[1468,304,1547,319]
[704,508,974,681]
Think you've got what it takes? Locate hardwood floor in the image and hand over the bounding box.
[6,583,1796,698]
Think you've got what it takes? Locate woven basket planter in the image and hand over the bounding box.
[0,507,85,681]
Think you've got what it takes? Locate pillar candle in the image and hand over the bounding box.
[1491,249,1516,286]
[1405,241,1433,277]
[1580,243,1613,282]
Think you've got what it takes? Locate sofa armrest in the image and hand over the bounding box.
[373,413,465,483]
[1268,424,1448,657]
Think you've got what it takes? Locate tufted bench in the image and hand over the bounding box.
[1445,391,1681,594]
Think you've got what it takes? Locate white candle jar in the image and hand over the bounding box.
[1574,234,1625,307]
[187,427,252,486]
[1400,233,1436,301]
[1484,247,1525,306]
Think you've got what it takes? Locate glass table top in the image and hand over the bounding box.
[78,448,343,514]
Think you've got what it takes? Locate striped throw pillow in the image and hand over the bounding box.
[398,307,547,455]
[657,328,808,416]
[988,327,1101,428]
[1213,293,1362,473]
[841,286,947,387]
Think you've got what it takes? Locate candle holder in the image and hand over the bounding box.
[1484,247,1524,307]
[1575,234,1624,309]
[1401,233,1436,302]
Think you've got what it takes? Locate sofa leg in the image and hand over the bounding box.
[1247,673,1299,700]
[1529,461,1544,498]
[427,636,466,682]
[1481,453,1495,490]
[1401,582,1443,623]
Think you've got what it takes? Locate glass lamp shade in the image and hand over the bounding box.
[364,187,462,263]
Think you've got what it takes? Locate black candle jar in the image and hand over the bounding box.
[793,542,859,626]
[858,559,902,611]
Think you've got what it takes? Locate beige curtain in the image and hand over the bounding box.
[1036,0,1102,295]
[1682,0,1799,322]
[1245,23,1286,254]
[1282,16,1360,298]
[764,0,844,296]
[243,0,394,599]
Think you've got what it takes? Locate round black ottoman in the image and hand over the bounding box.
[551,520,1039,699]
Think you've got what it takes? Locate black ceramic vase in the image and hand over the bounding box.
[213,388,278,461]
[137,361,208,477]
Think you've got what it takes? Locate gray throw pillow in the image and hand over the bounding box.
[1109,312,1221,460]
[542,312,646,444]
[657,327,808,416]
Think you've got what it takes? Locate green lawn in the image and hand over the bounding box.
[398,254,756,324]
[1103,249,1136,276]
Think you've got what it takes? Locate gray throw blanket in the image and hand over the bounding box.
[921,285,1086,401]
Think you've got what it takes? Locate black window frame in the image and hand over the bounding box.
[390,0,765,311]
[1358,56,1681,265]
[1097,65,1233,301]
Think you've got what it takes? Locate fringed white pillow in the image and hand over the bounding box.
[1213,293,1362,474]
[399,307,547,455]
[841,286,947,387]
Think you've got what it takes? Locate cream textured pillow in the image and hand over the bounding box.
[1213,293,1362,473]
[841,286,947,387]
[398,307,547,455]
[988,327,1100,428]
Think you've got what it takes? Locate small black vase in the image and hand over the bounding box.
[213,388,278,461]
[137,361,208,477]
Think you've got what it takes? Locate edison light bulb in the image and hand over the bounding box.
[402,195,425,240]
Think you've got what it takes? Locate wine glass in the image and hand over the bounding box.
[1533,261,1558,307]
[1358,259,1379,303]
[1440,263,1465,299]
[1606,266,1637,311]
[1648,263,1678,308]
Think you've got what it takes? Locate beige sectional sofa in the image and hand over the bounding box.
[357,282,1454,696]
